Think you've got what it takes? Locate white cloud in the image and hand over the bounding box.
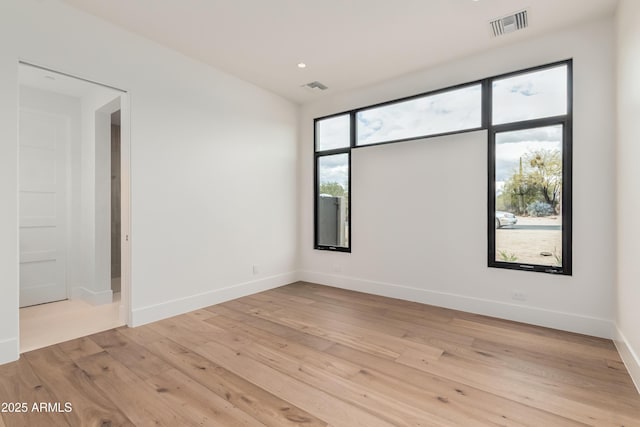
[317,114,350,151]
[493,65,567,125]
[319,154,348,188]
[357,84,481,145]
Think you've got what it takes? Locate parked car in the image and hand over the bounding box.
[496,211,517,228]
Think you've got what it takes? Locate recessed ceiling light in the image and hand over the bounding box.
[297,62,307,69]
[44,75,56,80]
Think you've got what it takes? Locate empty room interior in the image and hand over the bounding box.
[0,0,639,426]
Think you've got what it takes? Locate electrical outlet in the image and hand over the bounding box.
[252,265,259,275]
[512,291,527,301]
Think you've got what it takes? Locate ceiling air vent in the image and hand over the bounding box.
[301,81,328,92]
[490,9,528,37]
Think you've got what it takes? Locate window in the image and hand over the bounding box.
[315,115,351,251]
[314,60,572,275]
[356,84,482,146]
[316,154,349,248]
[489,62,572,274]
[492,65,568,125]
[316,114,350,151]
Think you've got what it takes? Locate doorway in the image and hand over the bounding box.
[17,62,131,352]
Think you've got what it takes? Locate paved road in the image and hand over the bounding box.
[501,225,561,231]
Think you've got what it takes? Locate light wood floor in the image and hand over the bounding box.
[1,282,638,426]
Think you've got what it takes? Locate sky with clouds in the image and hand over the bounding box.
[318,153,348,189]
[356,84,482,146]
[316,114,350,151]
[315,64,567,196]
[492,65,567,125]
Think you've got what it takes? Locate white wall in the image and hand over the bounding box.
[0,0,298,364]
[615,0,640,391]
[299,18,617,338]
[73,90,121,304]
[0,47,19,363]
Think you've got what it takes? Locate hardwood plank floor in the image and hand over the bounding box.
[1,281,638,426]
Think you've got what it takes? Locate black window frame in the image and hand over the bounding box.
[488,60,573,275]
[313,59,573,276]
[314,112,353,252]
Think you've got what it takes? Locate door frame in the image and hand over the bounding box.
[119,92,132,326]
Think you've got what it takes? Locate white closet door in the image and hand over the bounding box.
[19,108,68,307]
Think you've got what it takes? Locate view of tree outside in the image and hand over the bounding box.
[319,182,345,197]
[495,125,563,266]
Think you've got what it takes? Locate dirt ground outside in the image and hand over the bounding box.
[495,215,562,266]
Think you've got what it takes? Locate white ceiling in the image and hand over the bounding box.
[60,0,617,104]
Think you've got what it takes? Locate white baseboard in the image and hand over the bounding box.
[299,271,614,339]
[614,327,640,394]
[0,338,19,366]
[131,271,298,327]
[70,287,114,305]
